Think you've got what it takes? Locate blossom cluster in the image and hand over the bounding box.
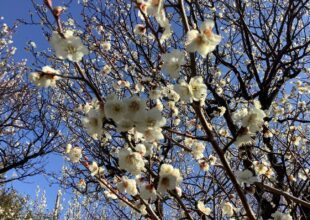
[233,100,267,147]
[105,95,166,142]
[29,66,60,87]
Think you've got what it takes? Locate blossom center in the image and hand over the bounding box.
[152,0,160,6]
[113,105,121,113]
[125,154,135,164]
[129,101,140,112]
[195,35,205,45]
[146,118,156,127]
[203,28,212,38]
[122,180,129,188]
[160,177,170,187]
[91,118,99,126]
[66,44,77,54]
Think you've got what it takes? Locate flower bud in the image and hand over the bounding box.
[44,0,53,8]
[53,6,65,17]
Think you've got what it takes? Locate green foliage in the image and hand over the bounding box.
[0,189,32,220]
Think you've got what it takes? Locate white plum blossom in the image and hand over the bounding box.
[141,127,164,142]
[162,49,185,78]
[197,201,211,216]
[104,98,126,122]
[29,41,37,48]
[134,144,146,156]
[253,160,269,176]
[235,169,257,184]
[175,77,207,103]
[243,109,266,133]
[297,84,310,94]
[89,161,99,176]
[184,137,195,146]
[160,21,172,43]
[198,155,217,172]
[271,211,293,220]
[144,142,155,156]
[234,101,266,133]
[264,129,274,138]
[234,132,253,147]
[135,108,166,132]
[208,155,217,165]
[189,76,207,102]
[82,108,104,139]
[116,119,134,132]
[291,136,301,146]
[221,202,235,217]
[77,179,86,189]
[191,141,205,160]
[104,190,117,200]
[149,88,162,100]
[50,30,88,62]
[175,186,182,197]
[140,183,157,200]
[155,99,164,111]
[185,20,221,57]
[215,86,223,95]
[118,148,145,175]
[101,40,111,51]
[121,105,165,142]
[217,106,226,116]
[134,24,146,36]
[233,101,266,146]
[199,160,210,172]
[29,66,60,87]
[156,12,172,43]
[116,80,130,89]
[145,0,164,17]
[65,144,82,163]
[136,0,148,19]
[124,96,146,118]
[174,80,192,102]
[298,169,309,181]
[136,203,147,216]
[162,86,180,102]
[117,176,138,196]
[101,65,111,74]
[157,164,182,193]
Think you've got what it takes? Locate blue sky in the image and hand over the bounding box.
[0,0,73,213]
[0,1,48,58]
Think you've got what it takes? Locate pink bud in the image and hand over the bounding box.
[53,6,64,17]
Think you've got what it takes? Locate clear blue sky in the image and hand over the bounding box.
[0,0,49,58]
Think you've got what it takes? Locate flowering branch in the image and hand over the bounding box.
[192,102,256,220]
[255,182,310,209]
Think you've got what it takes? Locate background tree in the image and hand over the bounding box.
[0,21,61,184]
[0,188,33,220]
